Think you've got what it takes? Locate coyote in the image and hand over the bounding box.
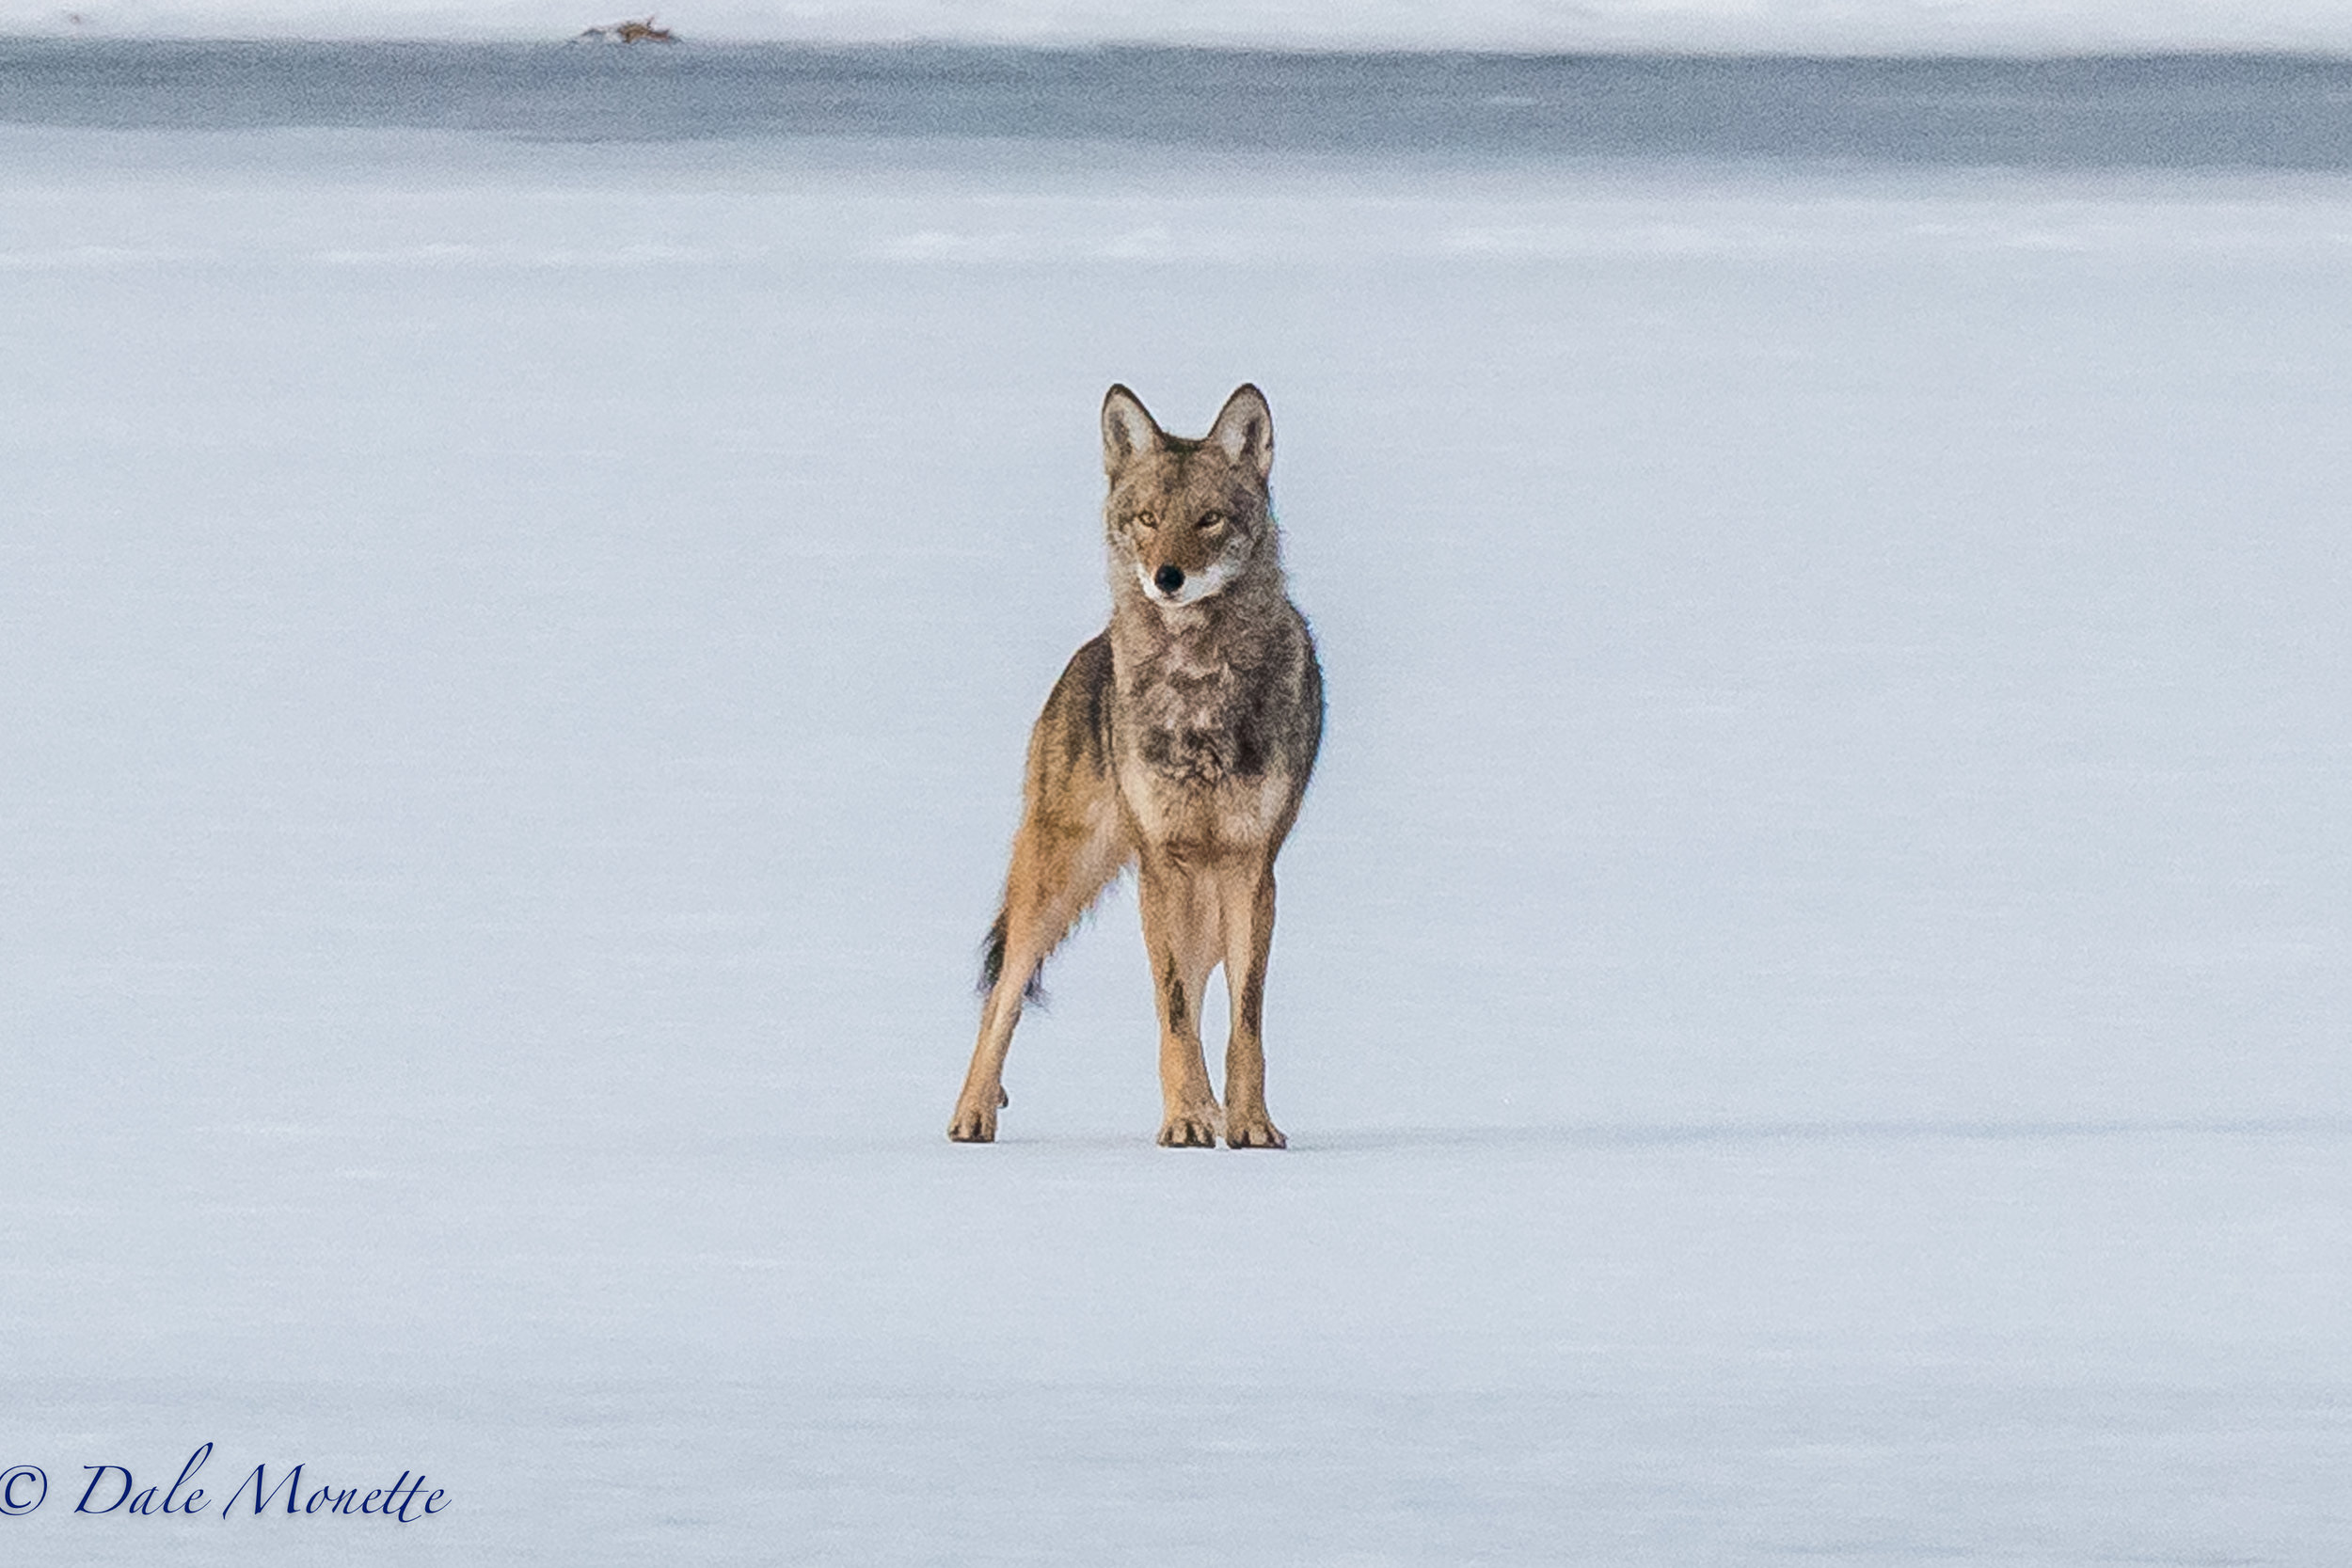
[948,385,1324,1148]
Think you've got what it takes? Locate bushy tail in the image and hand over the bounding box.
[978,910,1048,1005]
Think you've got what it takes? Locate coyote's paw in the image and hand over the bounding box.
[1224,1110,1287,1149]
[1156,1106,1221,1148]
[947,1095,1002,1143]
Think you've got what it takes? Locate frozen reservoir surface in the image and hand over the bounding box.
[2,45,2349,1565]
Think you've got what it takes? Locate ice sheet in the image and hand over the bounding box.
[2,122,2348,1562]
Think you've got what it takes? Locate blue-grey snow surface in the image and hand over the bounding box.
[2,49,2349,1567]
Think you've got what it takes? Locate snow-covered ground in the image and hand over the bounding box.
[3,116,2349,1562]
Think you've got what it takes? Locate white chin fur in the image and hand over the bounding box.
[1136,559,1236,608]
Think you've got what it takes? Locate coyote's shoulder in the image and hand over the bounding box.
[952,384,1322,1149]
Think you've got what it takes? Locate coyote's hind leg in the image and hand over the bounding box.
[949,814,1124,1143]
[950,637,1127,1144]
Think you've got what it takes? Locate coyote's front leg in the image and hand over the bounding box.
[1137,848,1223,1148]
[1216,857,1286,1149]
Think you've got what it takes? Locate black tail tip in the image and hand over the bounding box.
[978,912,1046,1005]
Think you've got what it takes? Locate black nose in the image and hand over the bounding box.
[1153,565,1184,594]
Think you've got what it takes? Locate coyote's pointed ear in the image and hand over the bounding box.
[1102,385,1164,474]
[1207,384,1273,481]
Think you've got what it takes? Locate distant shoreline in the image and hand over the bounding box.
[3,41,2349,169]
[4,37,2352,58]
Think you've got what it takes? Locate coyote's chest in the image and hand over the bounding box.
[1127,646,1268,788]
[1109,627,1298,849]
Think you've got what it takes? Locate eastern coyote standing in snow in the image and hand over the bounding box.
[949,385,1324,1148]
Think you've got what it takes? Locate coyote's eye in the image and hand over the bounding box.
[1132,510,1157,531]
[1198,511,1229,534]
